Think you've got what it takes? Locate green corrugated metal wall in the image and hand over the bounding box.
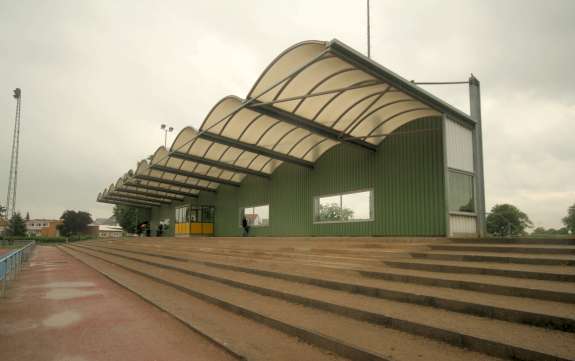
[211,117,446,236]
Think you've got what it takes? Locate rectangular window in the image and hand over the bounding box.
[240,204,270,227]
[175,206,189,223]
[448,170,475,213]
[314,190,373,223]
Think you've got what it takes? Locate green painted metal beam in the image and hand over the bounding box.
[149,164,241,187]
[134,174,217,193]
[169,151,270,179]
[199,131,314,169]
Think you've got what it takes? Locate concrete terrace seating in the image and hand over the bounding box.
[60,237,575,361]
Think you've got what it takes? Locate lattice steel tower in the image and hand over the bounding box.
[5,88,22,218]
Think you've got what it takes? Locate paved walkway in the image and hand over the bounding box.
[0,246,235,361]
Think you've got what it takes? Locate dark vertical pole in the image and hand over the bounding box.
[367,0,371,58]
[469,74,486,237]
[441,115,451,237]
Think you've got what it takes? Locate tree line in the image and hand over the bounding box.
[487,203,575,237]
[1,209,93,238]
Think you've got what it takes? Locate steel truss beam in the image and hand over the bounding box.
[169,151,270,179]
[247,101,377,152]
[247,81,384,108]
[108,191,172,204]
[98,198,152,209]
[328,40,475,127]
[116,187,185,202]
[199,132,314,169]
[125,180,199,198]
[134,174,217,193]
[149,164,241,187]
[103,195,161,207]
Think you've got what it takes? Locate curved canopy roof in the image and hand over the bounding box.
[114,177,186,202]
[98,39,474,208]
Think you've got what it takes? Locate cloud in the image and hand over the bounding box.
[0,0,573,228]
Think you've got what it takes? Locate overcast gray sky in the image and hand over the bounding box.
[1,0,574,228]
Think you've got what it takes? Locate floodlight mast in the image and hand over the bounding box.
[6,88,22,219]
[161,123,174,148]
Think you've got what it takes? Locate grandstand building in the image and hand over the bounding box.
[98,39,485,238]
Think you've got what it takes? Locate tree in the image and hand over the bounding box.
[557,227,569,235]
[317,202,354,222]
[25,212,30,221]
[532,227,546,235]
[562,203,575,234]
[5,213,27,237]
[486,204,532,237]
[113,205,144,233]
[58,210,93,237]
[532,227,569,235]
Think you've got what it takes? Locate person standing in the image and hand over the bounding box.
[242,217,250,237]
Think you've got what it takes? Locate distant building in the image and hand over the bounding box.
[87,224,124,239]
[26,219,62,237]
[93,216,117,226]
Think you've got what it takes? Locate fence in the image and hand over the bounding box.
[0,240,35,297]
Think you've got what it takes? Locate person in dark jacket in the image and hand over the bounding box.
[242,217,250,237]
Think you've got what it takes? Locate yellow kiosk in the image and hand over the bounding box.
[175,205,215,236]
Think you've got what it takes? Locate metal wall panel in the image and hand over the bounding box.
[445,117,474,173]
[208,117,446,236]
[449,214,477,235]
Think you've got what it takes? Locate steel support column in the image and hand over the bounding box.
[469,75,486,237]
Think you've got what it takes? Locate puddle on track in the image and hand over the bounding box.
[42,310,82,328]
[44,288,100,300]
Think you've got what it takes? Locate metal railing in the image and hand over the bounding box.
[0,240,35,297]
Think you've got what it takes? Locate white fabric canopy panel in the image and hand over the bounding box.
[171,126,285,175]
[106,184,173,204]
[150,146,246,184]
[122,172,200,197]
[134,160,219,192]
[97,38,476,206]
[98,192,147,207]
[114,177,186,201]
[247,40,442,145]
[200,96,339,164]
[99,189,162,207]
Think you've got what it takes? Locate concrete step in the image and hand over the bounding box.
[63,245,506,361]
[80,243,575,332]
[383,259,575,282]
[66,243,575,359]
[106,239,575,283]
[87,242,575,303]
[430,244,575,255]
[59,246,349,361]
[410,251,575,266]
[450,238,575,246]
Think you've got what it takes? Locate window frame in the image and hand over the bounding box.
[313,188,374,224]
[447,168,476,215]
[239,203,271,228]
[175,205,190,223]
